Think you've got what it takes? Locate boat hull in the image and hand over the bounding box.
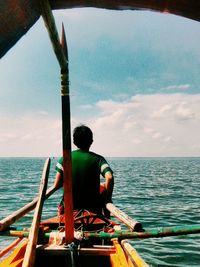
[0,211,147,266]
[0,238,148,267]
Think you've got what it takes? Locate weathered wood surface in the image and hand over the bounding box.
[60,25,74,244]
[0,1,200,58]
[121,240,149,267]
[41,0,74,243]
[2,224,200,239]
[22,157,50,267]
[41,0,67,70]
[106,203,143,232]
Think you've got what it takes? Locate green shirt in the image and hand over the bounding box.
[56,149,113,212]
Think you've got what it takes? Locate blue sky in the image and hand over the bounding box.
[1,9,200,157]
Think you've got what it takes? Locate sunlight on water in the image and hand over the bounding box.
[0,157,200,266]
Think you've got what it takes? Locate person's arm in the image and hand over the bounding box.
[53,171,64,216]
[53,171,63,190]
[104,171,114,203]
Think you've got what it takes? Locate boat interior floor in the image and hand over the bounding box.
[35,244,115,267]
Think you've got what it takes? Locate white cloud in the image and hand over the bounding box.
[175,103,195,120]
[152,104,172,118]
[1,94,200,157]
[164,136,173,143]
[0,113,62,157]
[0,133,16,142]
[152,132,162,139]
[163,84,191,91]
[86,94,200,157]
[131,138,142,145]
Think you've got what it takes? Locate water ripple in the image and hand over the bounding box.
[0,157,200,266]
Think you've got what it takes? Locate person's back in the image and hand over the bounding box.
[54,125,114,215]
[72,149,112,213]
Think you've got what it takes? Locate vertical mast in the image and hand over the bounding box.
[40,0,74,244]
[60,24,74,243]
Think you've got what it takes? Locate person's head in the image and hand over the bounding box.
[73,125,93,150]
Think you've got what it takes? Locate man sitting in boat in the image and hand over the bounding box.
[54,125,114,217]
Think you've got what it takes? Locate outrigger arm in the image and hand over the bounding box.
[2,224,200,240]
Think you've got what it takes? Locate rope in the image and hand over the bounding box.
[65,241,82,267]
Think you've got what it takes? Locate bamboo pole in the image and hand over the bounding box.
[40,0,74,244]
[0,230,29,238]
[22,157,50,267]
[2,224,200,240]
[121,240,149,267]
[0,184,57,232]
[84,224,200,239]
[40,0,67,70]
[106,203,143,232]
[60,24,74,244]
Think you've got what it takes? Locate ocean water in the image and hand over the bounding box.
[0,157,200,266]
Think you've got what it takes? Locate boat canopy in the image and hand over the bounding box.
[0,0,200,58]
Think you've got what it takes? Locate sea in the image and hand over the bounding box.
[0,157,200,266]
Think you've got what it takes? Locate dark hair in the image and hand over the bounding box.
[73,125,93,149]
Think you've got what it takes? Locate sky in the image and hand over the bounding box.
[1,8,200,157]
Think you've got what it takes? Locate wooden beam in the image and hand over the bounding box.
[106,203,143,232]
[3,224,200,240]
[36,244,116,256]
[121,240,149,267]
[60,24,74,244]
[22,158,50,267]
[40,0,74,244]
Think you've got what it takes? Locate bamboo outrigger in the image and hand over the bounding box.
[1,0,200,266]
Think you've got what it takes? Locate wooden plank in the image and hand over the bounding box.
[106,203,143,232]
[22,158,50,267]
[121,240,149,267]
[36,244,115,256]
[110,239,129,267]
[0,240,27,267]
[0,184,56,232]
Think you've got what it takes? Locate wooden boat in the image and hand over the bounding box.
[0,213,147,267]
[1,1,200,267]
[0,159,147,267]
[0,3,148,266]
